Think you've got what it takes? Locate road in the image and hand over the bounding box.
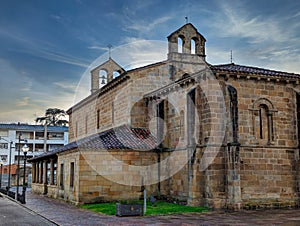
[0,194,56,226]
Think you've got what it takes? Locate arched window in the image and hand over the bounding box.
[259,104,267,139]
[228,85,238,143]
[178,36,184,53]
[157,100,165,146]
[99,70,107,85]
[259,104,274,142]
[191,39,196,54]
[252,98,275,144]
[113,71,120,79]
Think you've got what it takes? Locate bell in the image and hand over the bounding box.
[101,79,106,85]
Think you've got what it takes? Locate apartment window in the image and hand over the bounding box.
[60,163,64,189]
[0,155,7,162]
[0,143,8,149]
[70,162,74,188]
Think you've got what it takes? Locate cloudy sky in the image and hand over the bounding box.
[1,0,300,123]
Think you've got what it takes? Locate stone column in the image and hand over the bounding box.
[43,160,47,185]
[36,162,39,184]
[50,159,55,185]
[226,144,242,210]
[32,163,36,183]
[39,161,43,184]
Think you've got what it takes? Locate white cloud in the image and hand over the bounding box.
[73,39,168,105]
[205,1,300,74]
[0,25,89,68]
[213,2,290,44]
[87,45,109,51]
[125,16,172,33]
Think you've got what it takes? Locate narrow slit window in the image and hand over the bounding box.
[60,163,64,189]
[70,162,74,188]
[97,109,100,129]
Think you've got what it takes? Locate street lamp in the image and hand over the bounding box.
[21,144,29,204]
[16,133,27,200]
[0,160,3,188]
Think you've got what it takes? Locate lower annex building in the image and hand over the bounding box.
[29,23,300,210]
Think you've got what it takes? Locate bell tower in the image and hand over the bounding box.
[90,57,125,93]
[168,23,206,60]
[167,23,207,80]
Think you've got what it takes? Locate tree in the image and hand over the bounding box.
[36,108,68,126]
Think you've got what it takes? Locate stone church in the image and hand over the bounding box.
[29,23,300,210]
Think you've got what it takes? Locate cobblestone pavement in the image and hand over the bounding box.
[22,191,300,225]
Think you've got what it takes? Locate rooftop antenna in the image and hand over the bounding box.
[107,44,113,59]
[185,16,188,24]
[230,50,233,63]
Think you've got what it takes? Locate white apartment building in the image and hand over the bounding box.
[0,123,68,164]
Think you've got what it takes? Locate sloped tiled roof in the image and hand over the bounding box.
[28,125,157,162]
[211,63,300,79]
[0,123,68,131]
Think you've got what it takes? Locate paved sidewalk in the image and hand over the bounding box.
[0,194,55,226]
[23,191,300,225]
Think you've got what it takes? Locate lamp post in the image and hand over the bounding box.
[16,133,21,200]
[7,141,13,191]
[21,144,29,204]
[0,160,3,188]
[16,133,27,200]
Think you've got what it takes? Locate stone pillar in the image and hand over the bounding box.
[226,144,242,210]
[183,37,191,54]
[187,147,203,206]
[50,159,55,185]
[36,162,39,184]
[43,160,48,185]
[32,163,36,183]
[39,161,43,184]
[295,150,300,203]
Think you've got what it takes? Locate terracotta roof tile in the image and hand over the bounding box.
[28,125,157,162]
[211,63,300,79]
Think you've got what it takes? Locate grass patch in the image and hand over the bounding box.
[80,201,208,216]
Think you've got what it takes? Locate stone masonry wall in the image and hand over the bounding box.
[57,151,80,205]
[224,76,300,207]
[240,147,297,205]
[77,149,158,204]
[69,63,171,142]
